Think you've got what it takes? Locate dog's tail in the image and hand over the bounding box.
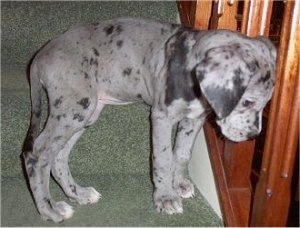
[22,60,43,155]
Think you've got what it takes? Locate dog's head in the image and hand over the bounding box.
[192,31,277,142]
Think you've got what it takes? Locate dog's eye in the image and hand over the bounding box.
[242,100,255,108]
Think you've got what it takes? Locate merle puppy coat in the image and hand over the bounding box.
[23,18,276,222]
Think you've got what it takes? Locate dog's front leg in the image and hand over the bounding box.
[173,117,205,199]
[151,109,182,214]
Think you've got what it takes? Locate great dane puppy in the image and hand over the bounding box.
[23,18,276,222]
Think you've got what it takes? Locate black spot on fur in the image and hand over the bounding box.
[210,62,220,71]
[103,25,114,36]
[162,147,168,152]
[103,24,122,37]
[247,60,260,72]
[102,78,111,84]
[84,72,90,79]
[26,156,38,177]
[54,136,62,141]
[116,40,123,48]
[116,25,123,34]
[90,58,98,66]
[149,42,154,53]
[43,198,52,208]
[92,48,99,56]
[70,185,77,195]
[73,113,85,122]
[232,73,244,87]
[233,67,242,78]
[54,96,63,108]
[81,56,89,67]
[177,126,184,133]
[123,67,132,77]
[77,98,90,109]
[185,130,194,136]
[257,70,271,84]
[56,114,66,121]
[26,156,37,167]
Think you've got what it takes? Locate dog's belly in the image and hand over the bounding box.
[95,65,155,105]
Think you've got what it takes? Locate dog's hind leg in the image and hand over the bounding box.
[51,129,101,205]
[51,104,105,205]
[24,119,79,222]
[24,91,102,222]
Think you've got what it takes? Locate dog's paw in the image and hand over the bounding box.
[53,201,74,220]
[176,179,195,199]
[154,192,183,215]
[71,187,102,205]
[40,201,74,222]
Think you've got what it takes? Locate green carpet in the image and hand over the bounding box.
[1,1,223,226]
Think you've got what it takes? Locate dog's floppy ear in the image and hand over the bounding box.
[195,44,259,118]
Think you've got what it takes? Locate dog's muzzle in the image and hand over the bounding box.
[216,118,261,142]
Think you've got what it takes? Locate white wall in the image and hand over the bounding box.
[188,129,223,218]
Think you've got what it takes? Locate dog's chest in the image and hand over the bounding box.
[186,99,207,119]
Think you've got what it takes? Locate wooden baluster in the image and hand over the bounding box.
[177,1,196,27]
[241,0,273,36]
[220,0,252,226]
[193,0,213,30]
[216,0,238,30]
